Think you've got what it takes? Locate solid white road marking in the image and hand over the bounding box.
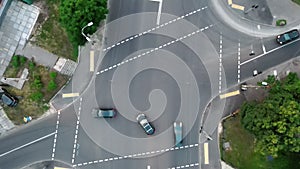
[241,38,300,66]
[73,143,199,167]
[147,165,151,169]
[0,132,56,158]
[150,0,163,25]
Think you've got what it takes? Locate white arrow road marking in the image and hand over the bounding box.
[150,0,163,25]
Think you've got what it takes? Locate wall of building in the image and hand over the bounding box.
[0,0,13,26]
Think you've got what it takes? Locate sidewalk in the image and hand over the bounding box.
[211,0,300,37]
[15,43,58,68]
[50,25,105,110]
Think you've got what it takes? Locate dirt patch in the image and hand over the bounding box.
[29,0,75,60]
[2,56,68,125]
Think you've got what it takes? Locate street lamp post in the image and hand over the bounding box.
[244,4,259,14]
[81,22,93,42]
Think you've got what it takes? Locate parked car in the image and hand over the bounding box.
[173,121,183,147]
[91,108,116,118]
[0,88,18,107]
[136,113,155,135]
[253,70,262,76]
[276,29,299,45]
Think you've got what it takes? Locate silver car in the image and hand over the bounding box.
[174,121,183,147]
[91,108,116,118]
[136,113,155,135]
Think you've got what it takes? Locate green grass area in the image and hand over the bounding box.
[33,0,76,60]
[292,0,300,5]
[3,56,68,125]
[221,114,300,169]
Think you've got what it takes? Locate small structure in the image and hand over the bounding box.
[223,142,232,151]
[0,68,29,89]
[53,58,77,76]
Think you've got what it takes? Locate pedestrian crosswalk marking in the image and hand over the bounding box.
[220,90,240,99]
[204,143,209,164]
[62,93,79,98]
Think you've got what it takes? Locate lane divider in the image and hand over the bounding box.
[73,143,199,167]
[97,25,213,75]
[102,6,208,52]
[168,162,199,169]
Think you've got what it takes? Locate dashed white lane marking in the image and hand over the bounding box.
[257,24,261,30]
[73,143,199,167]
[51,110,61,160]
[97,25,213,75]
[237,41,241,83]
[147,165,151,169]
[71,98,83,164]
[168,162,199,169]
[219,33,223,93]
[262,44,266,54]
[102,6,208,52]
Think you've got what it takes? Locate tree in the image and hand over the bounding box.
[241,72,300,157]
[59,0,108,46]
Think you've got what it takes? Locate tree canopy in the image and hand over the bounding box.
[241,73,300,157]
[59,0,108,46]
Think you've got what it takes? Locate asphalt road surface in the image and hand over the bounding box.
[1,0,300,169]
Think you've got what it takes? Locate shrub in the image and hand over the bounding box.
[30,92,43,102]
[20,56,27,66]
[47,80,57,91]
[49,72,57,80]
[28,61,35,71]
[12,55,20,68]
[31,76,43,90]
[276,19,287,26]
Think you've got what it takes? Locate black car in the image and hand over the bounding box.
[0,88,18,107]
[276,29,299,45]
